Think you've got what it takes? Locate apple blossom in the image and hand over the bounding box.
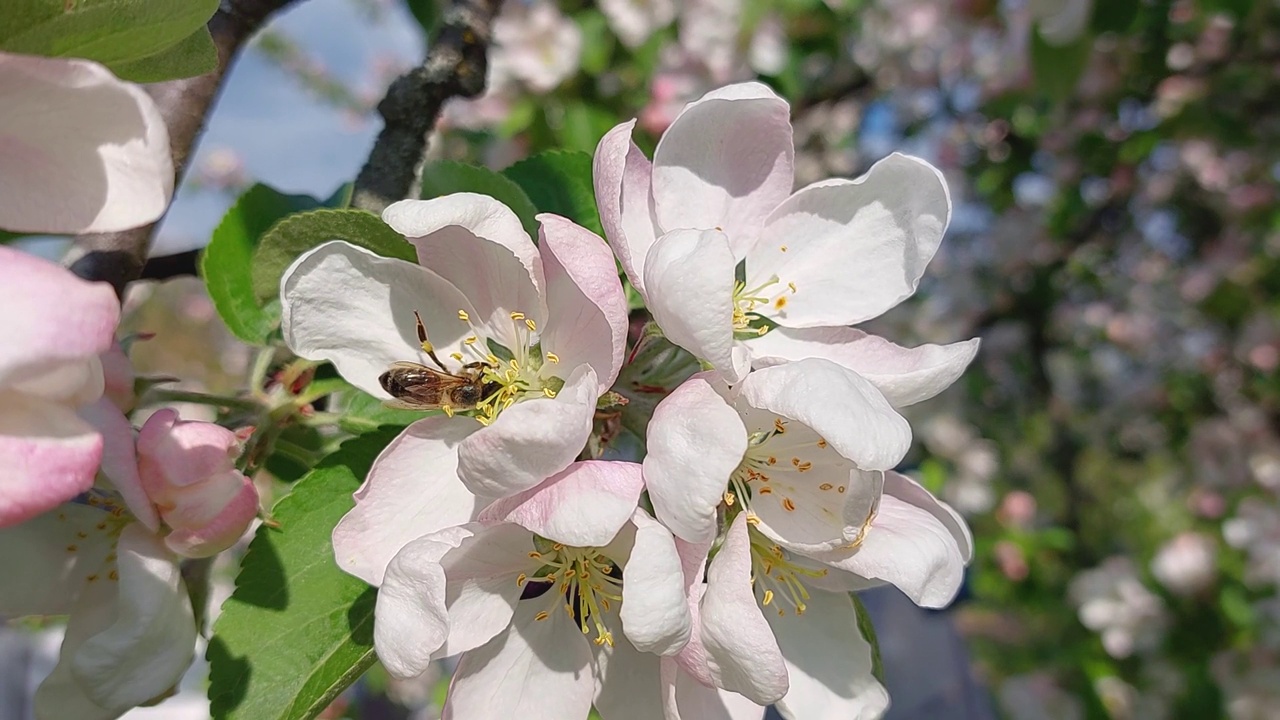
[281,194,627,581]
[1150,531,1217,596]
[600,0,676,49]
[642,364,971,716]
[594,81,978,399]
[371,461,690,720]
[491,0,582,93]
[0,246,120,527]
[0,51,172,234]
[0,402,257,720]
[1068,557,1168,659]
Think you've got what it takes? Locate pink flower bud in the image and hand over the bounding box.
[100,341,136,412]
[136,409,258,558]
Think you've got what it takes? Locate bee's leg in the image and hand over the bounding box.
[414,310,449,371]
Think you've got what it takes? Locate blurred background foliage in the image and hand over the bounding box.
[94,0,1280,716]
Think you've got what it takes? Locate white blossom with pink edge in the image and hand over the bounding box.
[0,51,172,234]
[0,402,258,720]
[281,195,627,584]
[594,81,978,399]
[0,246,120,527]
[641,365,971,716]
[370,461,690,720]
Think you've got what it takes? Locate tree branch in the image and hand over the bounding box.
[350,0,505,214]
[66,0,306,296]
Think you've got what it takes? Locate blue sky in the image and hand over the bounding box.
[151,0,423,256]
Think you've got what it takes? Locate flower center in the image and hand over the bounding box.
[725,416,825,518]
[732,274,796,339]
[443,309,562,425]
[745,519,829,617]
[521,541,622,646]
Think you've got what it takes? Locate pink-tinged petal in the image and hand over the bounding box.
[652,82,794,259]
[99,342,135,412]
[81,397,158,531]
[747,153,950,326]
[333,417,487,586]
[0,393,103,528]
[136,409,239,488]
[751,326,979,407]
[384,194,547,341]
[480,461,643,547]
[620,509,692,656]
[739,359,911,471]
[593,119,660,295]
[35,525,193,719]
[643,229,740,383]
[644,375,746,544]
[0,246,118,388]
[662,660,768,720]
[812,471,968,608]
[435,523,540,659]
[375,526,475,677]
[539,213,629,391]
[700,514,788,705]
[768,589,889,720]
[592,623,666,720]
[444,600,594,720]
[457,364,597,497]
[0,52,172,234]
[161,472,257,559]
[280,241,478,398]
[0,503,114,615]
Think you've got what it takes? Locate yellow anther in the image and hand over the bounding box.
[745,513,761,526]
[458,309,470,322]
[780,245,788,252]
[510,311,525,321]
[517,573,528,586]
[724,491,736,506]
[797,462,812,472]
[543,387,558,399]
[465,336,478,345]
[487,354,499,365]
[817,438,827,448]
[762,590,775,606]
[546,352,560,364]
[441,405,454,418]
[820,483,834,491]
[450,352,464,362]
[788,281,797,294]
[838,486,846,493]
[535,611,550,621]
[529,551,542,559]
[774,418,786,434]
[782,497,796,512]
[757,326,769,336]
[525,318,537,332]
[758,486,773,495]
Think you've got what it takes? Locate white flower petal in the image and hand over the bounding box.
[538,214,630,391]
[662,659,768,720]
[700,514,788,705]
[480,460,643,547]
[883,471,973,563]
[384,194,547,341]
[375,527,474,678]
[750,326,979,407]
[332,418,486,586]
[652,82,794,259]
[643,229,740,382]
[812,471,969,608]
[768,589,889,720]
[620,510,692,656]
[594,120,660,296]
[0,392,102,528]
[457,364,598,497]
[747,153,950,326]
[443,600,594,720]
[593,621,666,720]
[280,241,478,398]
[0,503,113,616]
[738,359,911,471]
[437,522,541,658]
[0,52,172,234]
[35,525,193,719]
[644,374,746,545]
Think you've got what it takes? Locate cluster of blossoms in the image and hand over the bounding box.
[281,82,976,717]
[0,47,259,720]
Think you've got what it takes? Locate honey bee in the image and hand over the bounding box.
[380,311,499,413]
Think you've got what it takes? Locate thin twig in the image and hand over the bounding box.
[350,0,505,214]
[66,0,306,296]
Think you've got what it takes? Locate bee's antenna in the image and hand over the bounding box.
[414,310,448,371]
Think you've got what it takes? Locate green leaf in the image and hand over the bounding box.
[107,26,216,82]
[336,390,432,435]
[502,151,602,236]
[556,101,619,155]
[208,430,399,720]
[852,594,885,684]
[250,209,417,304]
[0,0,218,73]
[575,10,615,76]
[420,161,541,240]
[404,0,440,37]
[1029,29,1093,103]
[201,185,323,345]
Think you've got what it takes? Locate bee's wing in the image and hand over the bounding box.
[381,398,435,411]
